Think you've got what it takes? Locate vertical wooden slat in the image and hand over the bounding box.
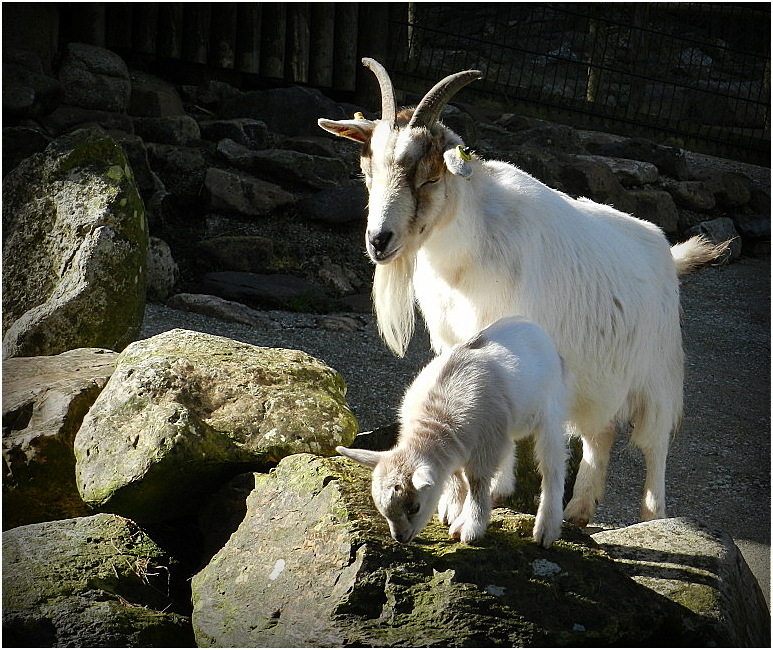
[261,3,287,79]
[357,3,390,106]
[106,4,132,50]
[133,3,159,56]
[387,3,409,69]
[210,3,237,69]
[309,3,335,87]
[183,3,211,64]
[71,3,106,47]
[157,3,183,59]
[286,3,310,83]
[236,3,262,74]
[333,3,358,92]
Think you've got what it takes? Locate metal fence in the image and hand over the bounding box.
[387,3,770,165]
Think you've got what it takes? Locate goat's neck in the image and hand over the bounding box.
[400,414,464,471]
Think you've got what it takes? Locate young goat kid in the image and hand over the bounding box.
[320,59,729,529]
[337,316,568,547]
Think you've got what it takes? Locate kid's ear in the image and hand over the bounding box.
[412,466,435,491]
[443,144,474,178]
[336,446,385,468]
[318,118,375,144]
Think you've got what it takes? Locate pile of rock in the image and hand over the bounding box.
[3,41,769,647]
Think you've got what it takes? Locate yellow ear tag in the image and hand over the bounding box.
[457,145,472,162]
[353,112,365,120]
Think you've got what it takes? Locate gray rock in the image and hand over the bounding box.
[146,236,179,301]
[181,80,242,107]
[2,129,147,358]
[190,454,722,647]
[513,123,582,152]
[282,135,339,158]
[2,348,119,529]
[128,70,186,117]
[3,59,61,119]
[592,518,770,647]
[3,126,51,177]
[2,514,195,647]
[573,155,659,188]
[628,189,680,233]
[218,86,345,137]
[697,170,752,209]
[39,104,135,136]
[200,271,332,312]
[558,157,635,214]
[667,180,716,212]
[203,167,295,217]
[733,213,771,243]
[166,293,279,330]
[146,144,206,204]
[115,133,164,196]
[686,217,741,261]
[74,329,358,522]
[216,140,348,190]
[58,43,131,113]
[195,235,297,274]
[589,138,690,180]
[133,115,201,146]
[199,118,268,149]
[297,184,368,224]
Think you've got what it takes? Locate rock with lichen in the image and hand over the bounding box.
[2,513,194,647]
[191,453,755,647]
[74,329,358,523]
[2,128,147,358]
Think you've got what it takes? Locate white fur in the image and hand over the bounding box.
[338,316,568,547]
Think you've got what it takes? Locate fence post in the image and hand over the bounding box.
[133,3,158,56]
[333,3,359,92]
[261,3,286,79]
[210,3,237,69]
[182,4,211,64]
[236,3,262,74]
[309,3,335,87]
[158,3,183,60]
[287,3,310,83]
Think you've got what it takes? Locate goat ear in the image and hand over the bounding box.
[318,118,375,144]
[412,465,435,491]
[336,446,385,468]
[443,145,474,178]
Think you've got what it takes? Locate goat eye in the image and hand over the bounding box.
[407,503,420,516]
[421,178,439,188]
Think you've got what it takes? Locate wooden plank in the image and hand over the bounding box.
[132,2,158,56]
[357,3,390,105]
[158,3,183,59]
[333,3,358,92]
[182,3,211,64]
[236,3,262,74]
[210,3,237,69]
[261,3,286,79]
[106,4,132,49]
[286,3,310,83]
[71,3,106,47]
[309,3,335,87]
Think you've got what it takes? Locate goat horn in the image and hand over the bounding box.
[408,69,482,130]
[362,58,397,125]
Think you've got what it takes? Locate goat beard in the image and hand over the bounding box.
[372,252,416,358]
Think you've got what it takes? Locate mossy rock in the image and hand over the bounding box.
[74,329,358,523]
[2,128,147,358]
[191,453,709,647]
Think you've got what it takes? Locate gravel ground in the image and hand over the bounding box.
[140,254,770,606]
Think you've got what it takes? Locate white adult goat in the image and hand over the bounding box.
[319,58,726,527]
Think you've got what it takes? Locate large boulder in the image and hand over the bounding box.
[593,518,770,647]
[191,454,750,647]
[203,167,295,217]
[2,128,147,358]
[74,329,358,522]
[2,348,119,529]
[57,43,131,113]
[2,513,195,647]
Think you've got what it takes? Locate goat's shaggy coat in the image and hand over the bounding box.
[337,316,568,547]
[320,60,727,527]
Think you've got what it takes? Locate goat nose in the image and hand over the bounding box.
[369,231,393,255]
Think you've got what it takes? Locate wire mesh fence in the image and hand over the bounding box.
[387,3,770,165]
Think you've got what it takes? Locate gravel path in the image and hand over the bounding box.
[140,255,770,605]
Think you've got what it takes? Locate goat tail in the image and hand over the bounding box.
[670,235,731,277]
[373,255,416,357]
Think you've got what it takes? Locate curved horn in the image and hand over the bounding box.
[362,57,397,125]
[408,69,482,130]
